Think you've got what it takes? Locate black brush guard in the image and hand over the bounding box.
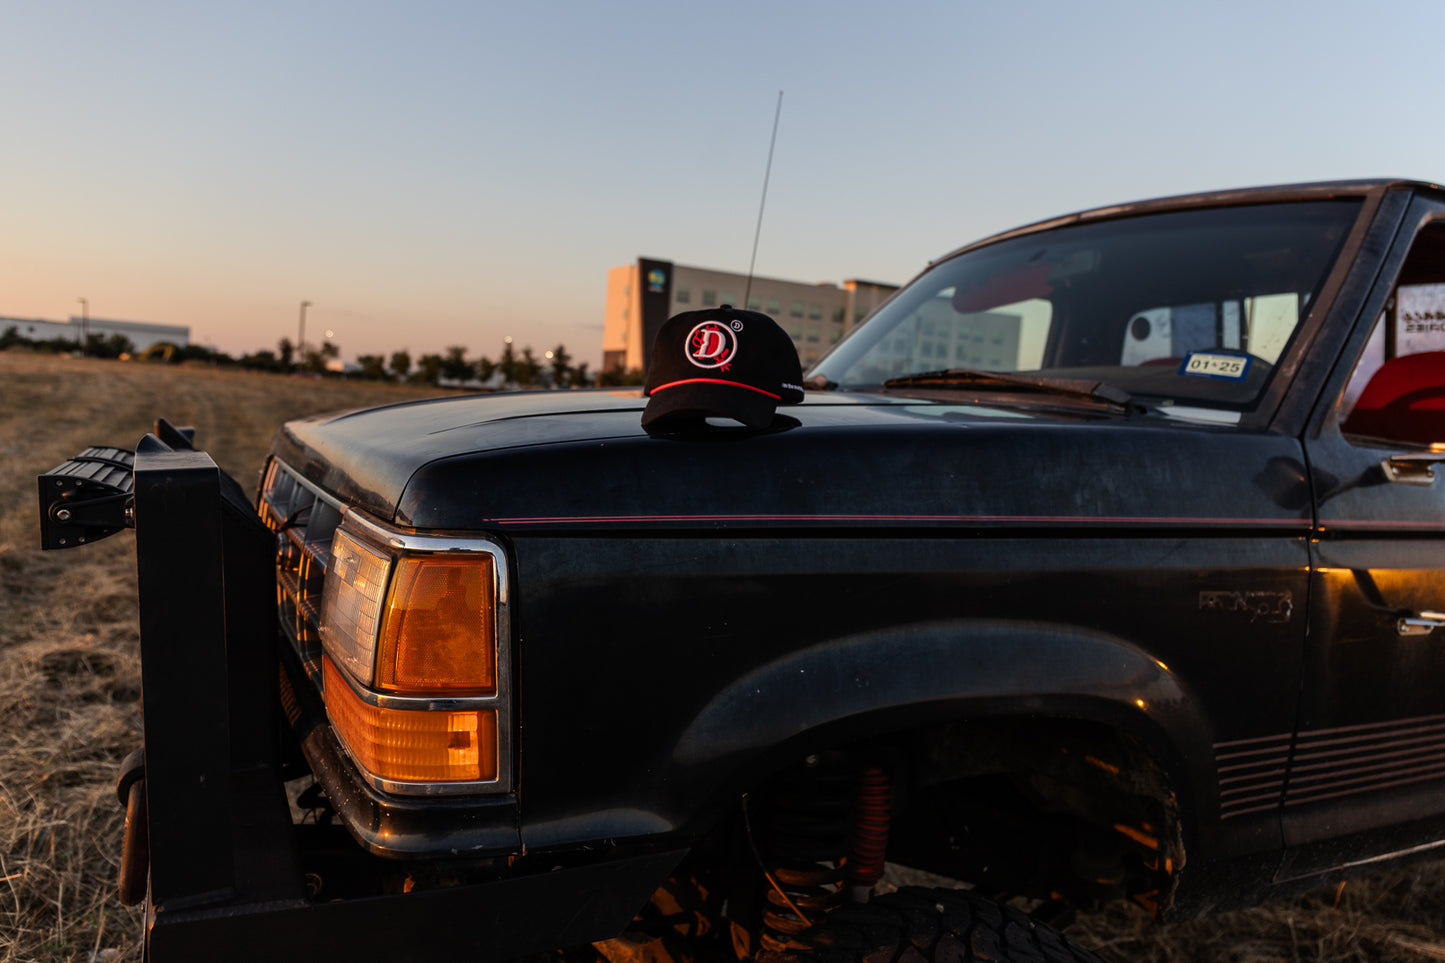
[39,421,679,962]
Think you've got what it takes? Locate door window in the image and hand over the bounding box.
[1340,222,1445,447]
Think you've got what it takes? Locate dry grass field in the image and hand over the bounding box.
[3,351,1445,962]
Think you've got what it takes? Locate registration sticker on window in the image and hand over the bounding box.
[1178,352,1252,381]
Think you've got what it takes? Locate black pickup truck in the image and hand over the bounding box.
[39,178,1445,962]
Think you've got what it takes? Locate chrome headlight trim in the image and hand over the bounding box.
[326,508,514,797]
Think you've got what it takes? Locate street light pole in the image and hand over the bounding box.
[298,301,311,365]
[77,298,88,356]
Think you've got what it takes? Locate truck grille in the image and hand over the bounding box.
[259,458,343,678]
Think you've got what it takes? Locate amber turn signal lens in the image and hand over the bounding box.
[325,658,497,783]
[376,553,496,696]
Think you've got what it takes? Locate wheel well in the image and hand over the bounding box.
[691,716,1185,921]
[885,716,1183,915]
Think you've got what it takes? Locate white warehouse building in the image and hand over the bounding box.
[1,315,190,352]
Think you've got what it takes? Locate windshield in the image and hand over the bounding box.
[812,200,1362,411]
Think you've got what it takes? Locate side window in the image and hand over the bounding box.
[1340,221,1445,447]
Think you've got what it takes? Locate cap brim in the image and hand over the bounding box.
[642,381,779,429]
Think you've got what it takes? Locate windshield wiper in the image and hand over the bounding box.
[882,368,1136,411]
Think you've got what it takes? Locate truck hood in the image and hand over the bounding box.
[271,388,1310,533]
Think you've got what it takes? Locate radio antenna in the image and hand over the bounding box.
[744,90,783,308]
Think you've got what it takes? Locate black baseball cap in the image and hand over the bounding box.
[642,306,804,429]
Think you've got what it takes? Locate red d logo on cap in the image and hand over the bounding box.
[687,321,738,370]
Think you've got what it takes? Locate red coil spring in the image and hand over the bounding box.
[847,766,891,889]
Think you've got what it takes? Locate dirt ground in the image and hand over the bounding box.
[3,351,1445,962]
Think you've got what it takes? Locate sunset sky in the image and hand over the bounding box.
[3,1,1443,369]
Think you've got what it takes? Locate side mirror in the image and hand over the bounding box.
[1341,351,1445,447]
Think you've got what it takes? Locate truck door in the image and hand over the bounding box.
[1285,198,1445,881]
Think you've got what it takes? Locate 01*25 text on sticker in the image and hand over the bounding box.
[1178,352,1252,381]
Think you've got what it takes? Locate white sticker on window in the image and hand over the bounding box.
[1178,352,1252,381]
[1398,283,1445,355]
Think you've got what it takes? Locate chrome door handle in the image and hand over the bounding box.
[1398,611,1445,636]
[1382,453,1445,486]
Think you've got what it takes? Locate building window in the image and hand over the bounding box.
[676,288,691,304]
[833,306,845,323]
[703,290,717,307]
[767,298,781,315]
[748,296,762,311]
[806,326,821,343]
[808,303,822,320]
[722,292,737,308]
[790,302,804,318]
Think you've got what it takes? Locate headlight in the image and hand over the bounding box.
[319,528,391,686]
[315,510,510,793]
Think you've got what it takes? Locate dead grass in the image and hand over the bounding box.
[0,352,445,962]
[1067,870,1445,962]
[3,351,1445,961]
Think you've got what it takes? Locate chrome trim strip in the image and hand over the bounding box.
[327,648,500,713]
[1286,836,1445,880]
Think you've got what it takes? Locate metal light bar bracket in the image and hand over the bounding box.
[38,445,136,549]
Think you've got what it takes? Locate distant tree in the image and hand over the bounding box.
[239,349,281,372]
[441,345,472,382]
[475,355,497,385]
[389,349,412,382]
[85,332,134,359]
[548,343,572,389]
[415,353,444,385]
[569,360,591,388]
[277,338,295,372]
[497,340,519,387]
[302,341,339,374]
[519,347,542,387]
[1,325,23,351]
[173,344,231,365]
[357,354,389,380]
[598,366,644,387]
[38,336,81,354]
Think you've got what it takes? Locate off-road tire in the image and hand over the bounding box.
[757,886,1109,963]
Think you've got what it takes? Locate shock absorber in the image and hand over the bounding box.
[847,765,892,901]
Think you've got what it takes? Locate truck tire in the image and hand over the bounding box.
[757,886,1109,963]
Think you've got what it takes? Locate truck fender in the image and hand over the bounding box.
[671,619,1214,820]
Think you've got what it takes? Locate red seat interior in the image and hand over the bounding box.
[1341,350,1445,446]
